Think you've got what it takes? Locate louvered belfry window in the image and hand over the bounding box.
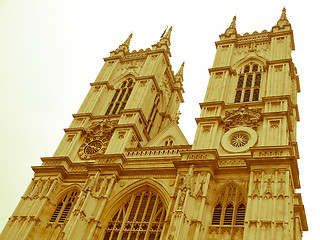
[106,78,135,115]
[104,190,166,240]
[49,190,79,223]
[211,185,246,227]
[235,63,262,103]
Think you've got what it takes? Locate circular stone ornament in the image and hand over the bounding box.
[221,126,257,153]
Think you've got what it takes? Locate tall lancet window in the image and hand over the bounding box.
[106,78,135,115]
[49,190,79,223]
[235,63,262,103]
[104,190,166,240]
[211,184,246,228]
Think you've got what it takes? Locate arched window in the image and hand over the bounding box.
[106,78,135,115]
[49,190,79,223]
[104,190,166,240]
[164,137,173,146]
[211,185,246,227]
[235,63,262,103]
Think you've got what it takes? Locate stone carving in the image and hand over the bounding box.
[85,118,117,137]
[78,118,117,160]
[223,107,261,131]
[23,177,59,200]
[264,178,274,198]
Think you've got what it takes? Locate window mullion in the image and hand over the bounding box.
[57,192,70,223]
[118,195,136,240]
[144,195,159,240]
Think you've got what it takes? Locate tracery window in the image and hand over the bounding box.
[235,63,262,103]
[106,78,135,115]
[49,190,79,223]
[104,190,166,240]
[211,185,246,227]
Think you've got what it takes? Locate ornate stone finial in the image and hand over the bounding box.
[176,62,185,76]
[175,111,181,122]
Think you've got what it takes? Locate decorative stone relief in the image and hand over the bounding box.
[78,118,117,160]
[223,107,261,131]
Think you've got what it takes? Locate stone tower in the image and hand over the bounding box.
[0,8,307,240]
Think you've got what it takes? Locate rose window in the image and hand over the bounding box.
[230,132,249,147]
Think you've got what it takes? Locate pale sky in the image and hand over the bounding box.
[0,0,318,238]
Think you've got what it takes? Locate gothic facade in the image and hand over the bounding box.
[0,8,307,240]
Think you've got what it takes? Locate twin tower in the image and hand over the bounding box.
[0,8,308,240]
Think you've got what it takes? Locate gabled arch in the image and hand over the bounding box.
[101,178,170,223]
[101,178,170,240]
[232,54,267,72]
[212,181,247,203]
[51,184,81,203]
[108,72,138,89]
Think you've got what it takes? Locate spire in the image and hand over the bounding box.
[122,33,133,47]
[223,16,237,36]
[229,15,236,29]
[176,62,185,76]
[110,33,133,56]
[162,25,172,40]
[152,26,172,53]
[160,26,168,38]
[276,7,290,26]
[280,7,288,21]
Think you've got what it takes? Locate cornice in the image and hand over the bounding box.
[195,116,223,124]
[208,66,236,75]
[135,75,161,94]
[215,39,237,47]
[121,167,177,177]
[126,144,192,152]
[114,123,143,141]
[72,113,114,121]
[172,160,216,175]
[64,127,86,134]
[90,81,114,89]
[120,108,148,126]
[199,101,225,109]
